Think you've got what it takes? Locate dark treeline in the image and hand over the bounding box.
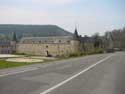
[81,26,125,53]
[105,27,125,49]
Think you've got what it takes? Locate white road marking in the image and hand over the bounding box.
[0,67,38,77]
[40,54,114,94]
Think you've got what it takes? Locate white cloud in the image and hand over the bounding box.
[0,7,54,24]
[31,0,76,5]
[0,0,124,36]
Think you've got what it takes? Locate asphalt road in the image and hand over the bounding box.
[0,52,125,94]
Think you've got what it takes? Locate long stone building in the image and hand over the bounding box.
[17,29,81,56]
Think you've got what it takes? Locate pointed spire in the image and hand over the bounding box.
[75,27,78,36]
[12,32,17,42]
[74,27,79,40]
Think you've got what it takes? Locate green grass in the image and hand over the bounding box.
[0,60,31,69]
[0,59,58,69]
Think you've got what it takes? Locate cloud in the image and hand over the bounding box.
[0,0,124,36]
[31,0,76,5]
[0,7,53,24]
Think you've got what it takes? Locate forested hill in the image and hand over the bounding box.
[0,24,73,40]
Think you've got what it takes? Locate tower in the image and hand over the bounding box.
[73,27,79,40]
[71,27,81,53]
[11,32,17,53]
[12,32,17,42]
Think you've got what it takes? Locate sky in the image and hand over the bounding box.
[0,0,125,36]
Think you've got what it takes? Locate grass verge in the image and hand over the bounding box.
[0,60,31,69]
[0,59,58,69]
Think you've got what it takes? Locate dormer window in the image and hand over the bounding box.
[59,40,61,43]
[44,40,47,43]
[46,45,48,48]
[67,40,70,43]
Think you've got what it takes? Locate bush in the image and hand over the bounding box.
[69,53,79,57]
[86,49,104,55]
[14,53,26,55]
[95,49,104,53]
[57,49,104,58]
[68,52,86,58]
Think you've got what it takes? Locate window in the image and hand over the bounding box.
[59,40,61,43]
[32,41,34,43]
[67,40,70,43]
[39,41,41,43]
[23,41,26,43]
[46,45,48,48]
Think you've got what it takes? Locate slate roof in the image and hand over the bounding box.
[20,36,74,44]
[0,25,73,40]
[0,40,11,46]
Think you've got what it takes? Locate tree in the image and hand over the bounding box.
[92,33,101,48]
[104,26,125,49]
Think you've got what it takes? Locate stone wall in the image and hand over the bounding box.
[16,40,80,56]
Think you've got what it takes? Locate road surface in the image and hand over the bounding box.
[0,52,125,94]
